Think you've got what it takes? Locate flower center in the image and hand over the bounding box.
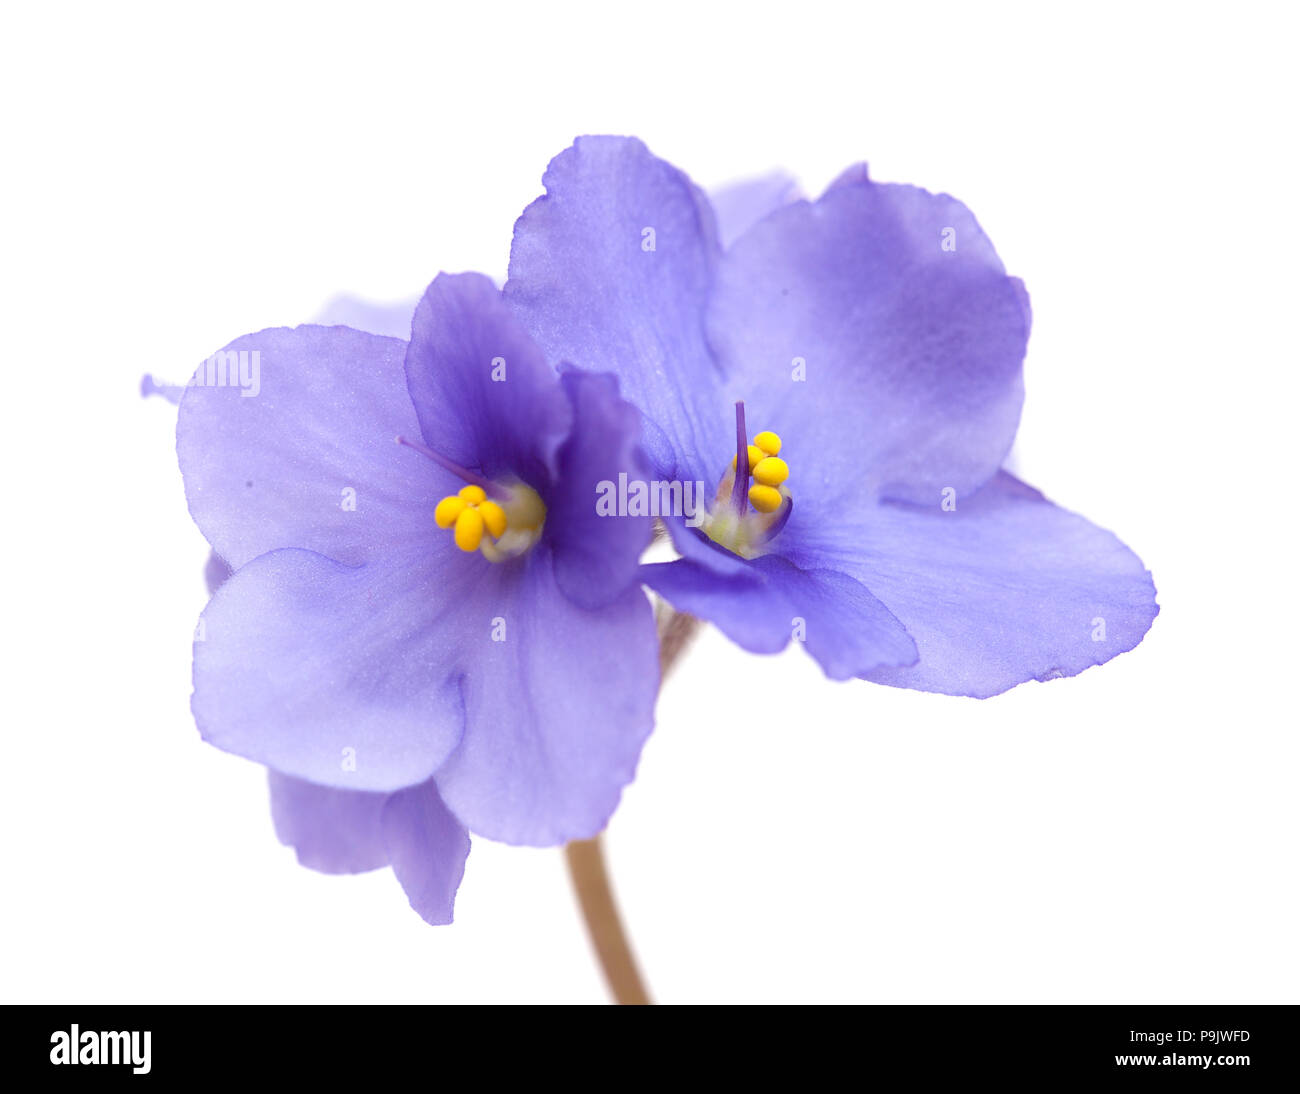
[698,402,793,559]
[397,436,546,562]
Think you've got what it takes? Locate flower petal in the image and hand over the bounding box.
[641,553,917,681]
[824,162,870,192]
[405,272,571,493]
[267,772,389,874]
[314,294,418,339]
[547,369,654,609]
[709,170,802,247]
[177,325,437,569]
[193,544,470,792]
[433,555,659,845]
[825,472,1159,697]
[707,176,1031,505]
[641,560,785,651]
[381,779,471,926]
[505,136,728,482]
[662,516,753,577]
[267,772,471,925]
[204,550,232,595]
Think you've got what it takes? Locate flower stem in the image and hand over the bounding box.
[564,608,699,1005]
[564,837,650,1005]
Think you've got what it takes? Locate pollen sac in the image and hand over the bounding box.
[752,456,788,487]
[478,499,507,538]
[748,484,783,512]
[436,484,507,553]
[453,506,485,551]
[433,479,547,561]
[702,427,792,557]
[434,495,466,529]
[731,444,764,472]
[738,430,789,513]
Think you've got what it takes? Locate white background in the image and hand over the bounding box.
[2,1,1296,1003]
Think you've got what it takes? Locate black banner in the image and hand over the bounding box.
[2,1004,1293,1082]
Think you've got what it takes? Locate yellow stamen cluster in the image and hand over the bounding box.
[435,484,508,552]
[732,430,788,513]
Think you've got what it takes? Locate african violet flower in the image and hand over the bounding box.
[505,137,1157,696]
[177,271,657,922]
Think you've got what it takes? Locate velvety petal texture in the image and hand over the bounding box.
[193,545,466,791]
[707,177,1031,507]
[195,517,657,840]
[381,780,472,926]
[820,473,1159,698]
[506,136,729,483]
[314,294,418,339]
[177,325,435,569]
[268,771,389,874]
[204,550,232,595]
[406,272,571,492]
[505,137,1154,696]
[434,554,659,845]
[182,267,660,869]
[547,370,654,609]
[709,170,802,247]
[642,552,917,680]
[269,772,470,925]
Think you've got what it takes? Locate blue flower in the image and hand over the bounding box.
[178,271,657,922]
[505,137,1158,697]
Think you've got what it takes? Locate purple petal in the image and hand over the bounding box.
[640,559,785,651]
[505,136,729,483]
[405,272,571,494]
[547,370,653,609]
[193,544,468,792]
[709,170,802,247]
[433,556,659,845]
[381,779,471,926]
[661,515,752,577]
[267,772,471,924]
[641,554,917,681]
[204,550,232,595]
[831,472,1158,698]
[268,772,389,874]
[177,325,438,569]
[707,176,1031,506]
[314,294,418,339]
[823,162,870,192]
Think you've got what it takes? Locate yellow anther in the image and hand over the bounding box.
[453,507,485,552]
[753,431,782,457]
[731,444,764,472]
[436,477,542,559]
[752,456,788,487]
[748,484,783,513]
[477,499,507,539]
[434,495,466,529]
